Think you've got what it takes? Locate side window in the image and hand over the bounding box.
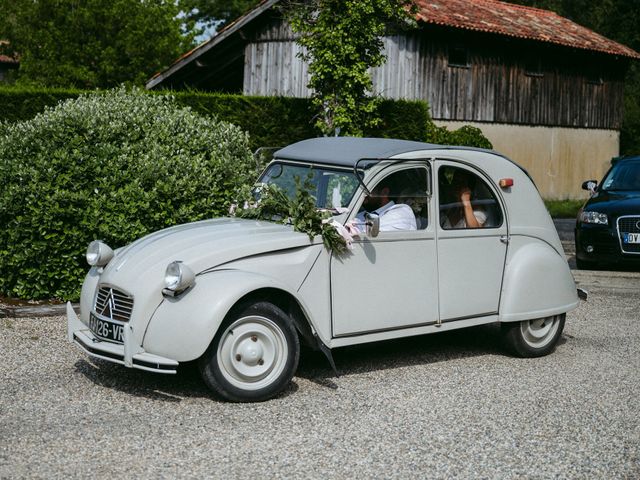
[439,166,503,229]
[359,167,430,231]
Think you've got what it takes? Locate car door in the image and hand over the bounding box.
[436,160,508,321]
[330,162,439,337]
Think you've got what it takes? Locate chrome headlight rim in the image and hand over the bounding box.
[86,240,114,267]
[164,261,196,294]
[579,210,608,225]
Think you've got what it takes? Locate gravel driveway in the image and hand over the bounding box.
[1,270,639,479]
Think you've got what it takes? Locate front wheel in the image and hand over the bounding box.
[199,301,300,402]
[501,314,565,357]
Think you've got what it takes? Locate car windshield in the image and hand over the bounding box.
[259,162,360,209]
[600,161,640,191]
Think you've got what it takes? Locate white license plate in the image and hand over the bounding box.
[623,232,640,244]
[89,313,124,344]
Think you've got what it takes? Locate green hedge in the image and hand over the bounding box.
[172,93,434,150]
[0,87,491,150]
[0,86,84,123]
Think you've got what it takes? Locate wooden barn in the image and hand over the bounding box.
[0,41,18,83]
[146,0,640,199]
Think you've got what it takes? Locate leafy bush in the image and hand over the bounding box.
[425,123,493,149]
[0,87,254,300]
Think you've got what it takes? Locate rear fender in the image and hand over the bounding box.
[142,270,317,362]
[500,237,579,322]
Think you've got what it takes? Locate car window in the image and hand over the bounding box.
[439,166,503,229]
[360,167,430,231]
[260,162,359,209]
[601,161,640,191]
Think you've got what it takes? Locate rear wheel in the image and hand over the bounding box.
[501,314,565,357]
[199,301,300,402]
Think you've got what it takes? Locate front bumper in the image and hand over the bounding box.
[67,302,179,374]
[575,225,640,266]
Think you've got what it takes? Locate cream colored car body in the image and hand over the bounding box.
[68,138,579,376]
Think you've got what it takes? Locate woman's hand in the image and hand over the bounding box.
[459,187,472,207]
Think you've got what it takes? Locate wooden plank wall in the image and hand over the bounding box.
[243,19,627,130]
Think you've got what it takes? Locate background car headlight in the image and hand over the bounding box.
[86,240,114,266]
[164,261,196,294]
[579,211,608,225]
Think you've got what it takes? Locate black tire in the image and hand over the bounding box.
[199,301,300,402]
[576,257,596,270]
[501,314,566,358]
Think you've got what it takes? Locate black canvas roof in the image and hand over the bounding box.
[274,137,441,167]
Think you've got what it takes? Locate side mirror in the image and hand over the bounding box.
[581,180,598,193]
[365,212,380,237]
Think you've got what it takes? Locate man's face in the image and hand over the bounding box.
[363,185,389,210]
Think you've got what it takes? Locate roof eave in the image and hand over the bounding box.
[146,0,280,90]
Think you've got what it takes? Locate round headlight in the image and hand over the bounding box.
[164,261,195,292]
[86,240,114,267]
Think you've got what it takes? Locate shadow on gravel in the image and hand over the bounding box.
[74,357,300,402]
[74,358,216,403]
[73,323,569,398]
[297,323,507,385]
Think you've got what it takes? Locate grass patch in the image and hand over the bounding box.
[544,199,584,218]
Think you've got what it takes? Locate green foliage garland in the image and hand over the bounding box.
[234,177,348,254]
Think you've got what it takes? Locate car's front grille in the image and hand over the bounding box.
[94,286,134,322]
[618,215,640,254]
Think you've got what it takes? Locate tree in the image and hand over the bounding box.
[286,0,416,136]
[0,0,194,88]
[180,0,261,31]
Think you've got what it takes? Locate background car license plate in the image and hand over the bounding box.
[89,313,124,343]
[623,233,640,244]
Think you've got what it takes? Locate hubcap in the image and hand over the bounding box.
[217,315,288,390]
[520,315,560,348]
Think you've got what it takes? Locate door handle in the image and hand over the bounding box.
[500,235,510,244]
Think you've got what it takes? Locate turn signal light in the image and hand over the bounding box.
[499,178,514,188]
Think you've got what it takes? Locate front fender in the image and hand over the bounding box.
[500,237,579,322]
[142,270,306,362]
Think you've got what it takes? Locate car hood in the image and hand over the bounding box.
[584,191,640,216]
[100,217,313,292]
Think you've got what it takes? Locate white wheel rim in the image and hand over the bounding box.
[520,315,560,349]
[217,315,288,391]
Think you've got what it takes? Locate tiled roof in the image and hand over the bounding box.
[0,55,18,64]
[0,40,18,64]
[415,0,640,59]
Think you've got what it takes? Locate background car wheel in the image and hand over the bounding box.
[199,301,300,402]
[501,314,565,358]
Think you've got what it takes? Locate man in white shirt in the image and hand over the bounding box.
[355,182,417,232]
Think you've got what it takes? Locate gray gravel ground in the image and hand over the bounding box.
[1,271,639,479]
